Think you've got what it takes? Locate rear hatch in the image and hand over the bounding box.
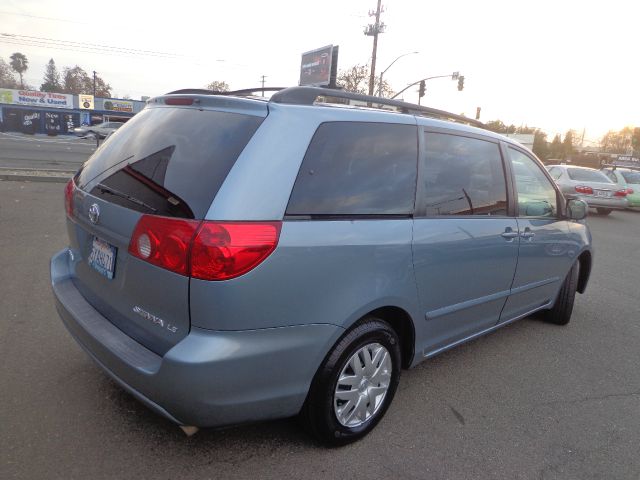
[67,96,267,355]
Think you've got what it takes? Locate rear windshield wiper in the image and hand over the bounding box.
[95,183,158,213]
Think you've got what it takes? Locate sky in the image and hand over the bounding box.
[0,0,638,144]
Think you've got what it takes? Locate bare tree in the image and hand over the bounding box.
[0,58,18,88]
[337,64,393,97]
[206,80,230,92]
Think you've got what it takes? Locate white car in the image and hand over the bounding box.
[73,121,124,139]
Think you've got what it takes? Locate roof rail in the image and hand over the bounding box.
[270,86,484,128]
[166,87,287,96]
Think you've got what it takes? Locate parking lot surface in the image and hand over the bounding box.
[1,180,639,480]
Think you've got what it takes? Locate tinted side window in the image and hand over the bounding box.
[421,133,507,216]
[286,122,417,215]
[509,148,557,217]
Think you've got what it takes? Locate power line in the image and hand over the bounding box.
[0,10,89,25]
[0,33,192,59]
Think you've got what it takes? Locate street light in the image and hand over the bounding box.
[378,51,419,97]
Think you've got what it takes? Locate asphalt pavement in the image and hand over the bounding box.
[0,132,95,171]
[1,180,639,480]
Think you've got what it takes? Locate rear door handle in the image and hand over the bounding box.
[521,227,535,239]
[501,228,519,240]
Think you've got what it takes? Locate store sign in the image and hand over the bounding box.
[79,94,94,110]
[103,99,133,112]
[0,89,12,104]
[13,89,73,109]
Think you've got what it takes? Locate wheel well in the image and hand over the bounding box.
[577,251,592,294]
[367,306,415,369]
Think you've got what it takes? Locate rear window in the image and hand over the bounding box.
[567,168,612,183]
[286,122,417,216]
[77,107,264,219]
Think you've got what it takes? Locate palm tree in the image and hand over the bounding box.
[9,52,28,89]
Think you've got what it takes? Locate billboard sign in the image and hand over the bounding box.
[79,94,94,109]
[0,89,73,109]
[103,99,133,112]
[300,45,337,87]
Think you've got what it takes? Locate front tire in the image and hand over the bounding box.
[301,318,401,446]
[542,262,579,325]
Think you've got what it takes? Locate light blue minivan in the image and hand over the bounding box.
[51,87,592,445]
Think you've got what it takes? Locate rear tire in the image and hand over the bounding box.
[300,318,401,446]
[542,262,579,325]
[596,208,612,215]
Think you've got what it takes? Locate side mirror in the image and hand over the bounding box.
[567,199,588,220]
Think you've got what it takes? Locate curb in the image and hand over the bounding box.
[0,173,71,184]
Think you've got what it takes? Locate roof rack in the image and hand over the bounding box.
[166,87,286,96]
[270,86,484,128]
[165,86,484,128]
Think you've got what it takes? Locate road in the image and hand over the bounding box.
[1,180,639,480]
[0,132,95,171]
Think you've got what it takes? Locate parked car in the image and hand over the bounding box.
[52,87,592,446]
[546,164,628,215]
[600,166,640,209]
[73,121,124,139]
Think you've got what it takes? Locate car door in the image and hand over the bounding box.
[499,146,574,322]
[413,131,519,355]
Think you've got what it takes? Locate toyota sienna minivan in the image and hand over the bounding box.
[51,86,593,445]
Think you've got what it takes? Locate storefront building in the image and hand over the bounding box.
[0,88,146,135]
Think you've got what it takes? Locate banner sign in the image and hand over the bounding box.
[0,89,74,109]
[79,94,94,110]
[103,99,133,112]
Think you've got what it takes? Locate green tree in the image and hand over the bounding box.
[562,130,575,159]
[9,52,28,89]
[337,64,393,97]
[40,58,62,92]
[532,130,549,160]
[206,80,230,92]
[0,58,18,88]
[549,134,563,159]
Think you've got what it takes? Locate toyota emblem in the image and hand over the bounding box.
[88,203,100,224]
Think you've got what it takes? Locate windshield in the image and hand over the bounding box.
[567,168,612,183]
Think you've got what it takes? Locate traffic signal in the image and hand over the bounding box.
[418,80,426,98]
[457,76,465,91]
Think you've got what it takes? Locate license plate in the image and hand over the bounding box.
[88,236,117,279]
[594,190,611,198]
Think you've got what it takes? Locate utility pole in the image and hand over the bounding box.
[260,75,267,97]
[364,0,385,96]
[93,70,97,97]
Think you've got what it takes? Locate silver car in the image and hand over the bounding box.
[546,164,628,215]
[73,121,124,139]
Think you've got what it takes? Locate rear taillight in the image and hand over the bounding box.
[64,179,74,217]
[614,189,628,197]
[191,222,281,281]
[575,185,593,194]
[128,216,200,276]
[627,188,634,195]
[128,215,281,280]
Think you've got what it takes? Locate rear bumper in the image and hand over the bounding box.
[573,195,628,209]
[51,248,343,427]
